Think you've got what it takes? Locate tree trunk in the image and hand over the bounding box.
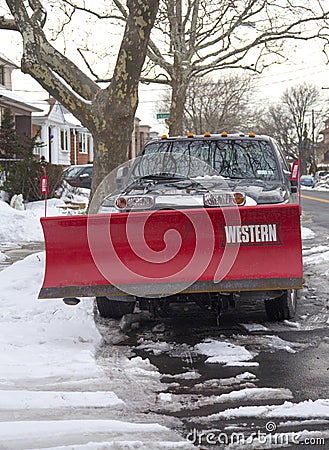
[168,69,188,136]
[4,0,158,208]
[88,0,159,203]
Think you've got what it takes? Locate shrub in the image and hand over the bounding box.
[3,156,64,202]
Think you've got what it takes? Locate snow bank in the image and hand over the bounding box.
[0,201,43,242]
[0,198,69,243]
[0,252,103,384]
[0,254,193,449]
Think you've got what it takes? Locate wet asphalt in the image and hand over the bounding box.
[124,190,329,449]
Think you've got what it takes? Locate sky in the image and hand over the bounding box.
[2,16,329,135]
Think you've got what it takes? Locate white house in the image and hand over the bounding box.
[32,99,94,166]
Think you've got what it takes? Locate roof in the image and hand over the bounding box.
[0,53,19,69]
[31,99,89,130]
[0,86,42,112]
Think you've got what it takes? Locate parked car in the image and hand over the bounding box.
[314,173,329,190]
[314,170,329,184]
[63,164,93,189]
[300,174,314,187]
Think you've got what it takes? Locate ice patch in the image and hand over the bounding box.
[236,372,257,381]
[193,388,293,411]
[240,323,268,332]
[158,393,173,402]
[195,339,255,365]
[304,250,329,266]
[301,227,315,240]
[210,398,329,419]
[162,371,201,380]
[0,420,192,449]
[302,245,329,256]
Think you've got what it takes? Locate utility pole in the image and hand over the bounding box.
[312,109,316,172]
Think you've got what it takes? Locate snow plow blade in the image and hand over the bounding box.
[39,204,302,299]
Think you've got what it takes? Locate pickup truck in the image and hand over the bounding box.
[39,133,303,323]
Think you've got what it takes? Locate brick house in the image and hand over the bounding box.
[0,52,41,150]
[128,119,152,159]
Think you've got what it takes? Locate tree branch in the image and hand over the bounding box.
[6,0,99,102]
[0,16,18,30]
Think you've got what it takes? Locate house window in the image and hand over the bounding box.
[0,66,4,86]
[79,132,90,153]
[33,143,42,157]
[60,129,69,152]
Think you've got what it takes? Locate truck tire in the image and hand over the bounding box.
[96,296,136,319]
[264,289,298,321]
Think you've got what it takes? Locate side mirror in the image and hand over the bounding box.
[289,161,300,193]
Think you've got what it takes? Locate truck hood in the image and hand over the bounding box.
[99,176,288,213]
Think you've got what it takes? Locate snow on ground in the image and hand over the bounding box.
[158,388,293,414]
[205,399,329,420]
[0,198,71,243]
[0,198,328,448]
[0,254,193,448]
[301,226,315,240]
[0,244,193,447]
[194,340,256,366]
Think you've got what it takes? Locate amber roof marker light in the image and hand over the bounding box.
[249,132,256,137]
[221,131,228,137]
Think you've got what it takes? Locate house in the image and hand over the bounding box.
[0,52,41,148]
[1,51,153,166]
[129,119,151,159]
[32,99,93,166]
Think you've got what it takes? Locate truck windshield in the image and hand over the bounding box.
[133,139,279,181]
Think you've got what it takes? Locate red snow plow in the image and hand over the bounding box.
[39,204,302,321]
[39,133,303,321]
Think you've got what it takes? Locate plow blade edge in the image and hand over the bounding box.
[39,204,303,299]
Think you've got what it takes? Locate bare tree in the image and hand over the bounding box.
[1,0,158,202]
[78,0,329,135]
[254,83,328,172]
[182,74,255,134]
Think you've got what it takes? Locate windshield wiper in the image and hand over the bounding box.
[139,172,189,181]
[123,173,209,194]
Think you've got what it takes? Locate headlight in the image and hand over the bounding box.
[115,195,154,210]
[203,192,245,207]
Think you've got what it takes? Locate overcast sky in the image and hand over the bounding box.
[3,26,329,135]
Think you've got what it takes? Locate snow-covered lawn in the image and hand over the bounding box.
[0,200,193,449]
